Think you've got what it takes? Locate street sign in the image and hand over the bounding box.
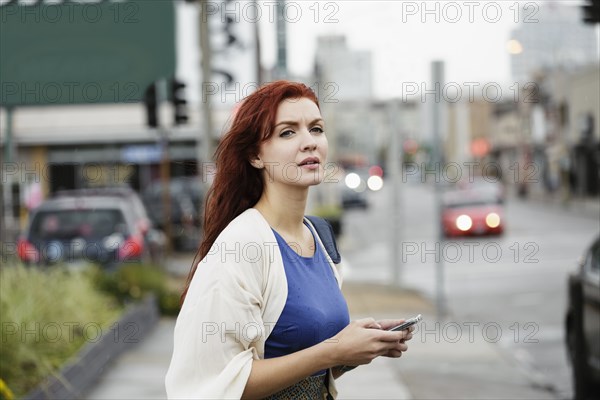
[122,144,162,164]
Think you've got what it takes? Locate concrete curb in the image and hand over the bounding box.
[24,295,160,400]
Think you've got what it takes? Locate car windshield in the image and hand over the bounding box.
[145,179,203,199]
[30,209,128,241]
[443,190,499,208]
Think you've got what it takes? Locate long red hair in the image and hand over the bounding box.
[181,81,320,303]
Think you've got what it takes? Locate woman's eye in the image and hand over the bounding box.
[311,127,324,134]
[280,130,294,138]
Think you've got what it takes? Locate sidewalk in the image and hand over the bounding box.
[511,185,600,220]
[85,280,557,399]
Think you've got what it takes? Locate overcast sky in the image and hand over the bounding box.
[274,1,518,97]
[179,0,595,102]
[260,1,589,98]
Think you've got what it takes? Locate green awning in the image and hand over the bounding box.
[0,0,176,106]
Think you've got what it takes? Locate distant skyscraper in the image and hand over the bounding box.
[314,35,373,101]
[509,3,598,83]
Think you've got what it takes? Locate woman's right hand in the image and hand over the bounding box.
[326,318,411,368]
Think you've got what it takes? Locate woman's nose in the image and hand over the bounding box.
[301,131,318,151]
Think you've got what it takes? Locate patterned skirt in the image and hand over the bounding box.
[262,374,330,400]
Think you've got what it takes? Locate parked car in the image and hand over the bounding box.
[341,168,370,209]
[142,177,205,251]
[54,187,166,262]
[18,194,166,268]
[55,187,153,233]
[441,189,504,237]
[565,235,600,400]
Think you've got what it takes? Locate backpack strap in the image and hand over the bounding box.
[305,215,341,264]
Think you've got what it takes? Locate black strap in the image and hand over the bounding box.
[307,215,340,399]
[305,216,341,264]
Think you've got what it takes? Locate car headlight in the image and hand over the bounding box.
[367,175,384,191]
[455,215,472,231]
[485,213,501,228]
[345,173,361,189]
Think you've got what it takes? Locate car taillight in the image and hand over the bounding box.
[17,238,40,263]
[118,234,144,260]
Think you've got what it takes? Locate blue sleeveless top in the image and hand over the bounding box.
[264,221,350,375]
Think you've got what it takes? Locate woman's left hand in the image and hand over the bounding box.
[374,319,415,358]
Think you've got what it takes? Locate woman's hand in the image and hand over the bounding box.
[326,318,412,368]
[374,319,415,358]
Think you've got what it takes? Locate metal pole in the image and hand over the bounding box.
[156,79,172,256]
[432,61,447,319]
[388,100,403,287]
[275,0,287,79]
[160,132,172,256]
[253,0,263,85]
[2,107,15,247]
[199,0,215,174]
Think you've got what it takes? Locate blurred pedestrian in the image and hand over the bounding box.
[165,81,413,399]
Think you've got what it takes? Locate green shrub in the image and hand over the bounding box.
[93,263,181,316]
[311,204,343,220]
[0,265,120,397]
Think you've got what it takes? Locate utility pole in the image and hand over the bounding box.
[1,107,16,248]
[253,0,263,85]
[199,0,215,179]
[432,60,447,319]
[156,79,172,256]
[275,0,287,79]
[387,100,404,287]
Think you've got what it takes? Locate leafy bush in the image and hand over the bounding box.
[93,263,181,316]
[0,265,120,397]
[311,205,343,236]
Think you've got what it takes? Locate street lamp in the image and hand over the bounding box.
[507,39,523,55]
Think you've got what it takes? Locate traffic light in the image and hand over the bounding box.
[170,78,189,125]
[582,0,600,24]
[212,68,235,86]
[144,83,158,128]
[224,15,239,47]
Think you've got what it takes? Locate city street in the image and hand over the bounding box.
[81,179,599,400]
[3,1,599,399]
[340,180,600,399]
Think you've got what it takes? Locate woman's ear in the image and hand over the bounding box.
[250,157,264,169]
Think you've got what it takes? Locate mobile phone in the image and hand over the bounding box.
[388,314,422,331]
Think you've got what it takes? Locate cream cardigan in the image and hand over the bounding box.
[165,208,343,399]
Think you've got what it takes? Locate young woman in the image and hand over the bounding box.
[165,81,413,399]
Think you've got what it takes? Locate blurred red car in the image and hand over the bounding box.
[442,189,504,237]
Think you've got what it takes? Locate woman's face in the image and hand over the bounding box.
[254,97,328,189]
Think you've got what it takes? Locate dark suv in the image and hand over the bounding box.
[566,235,600,400]
[18,194,165,268]
[142,177,205,251]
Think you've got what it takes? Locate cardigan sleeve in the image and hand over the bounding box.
[165,227,274,399]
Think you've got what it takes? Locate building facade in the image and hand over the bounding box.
[510,3,597,83]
